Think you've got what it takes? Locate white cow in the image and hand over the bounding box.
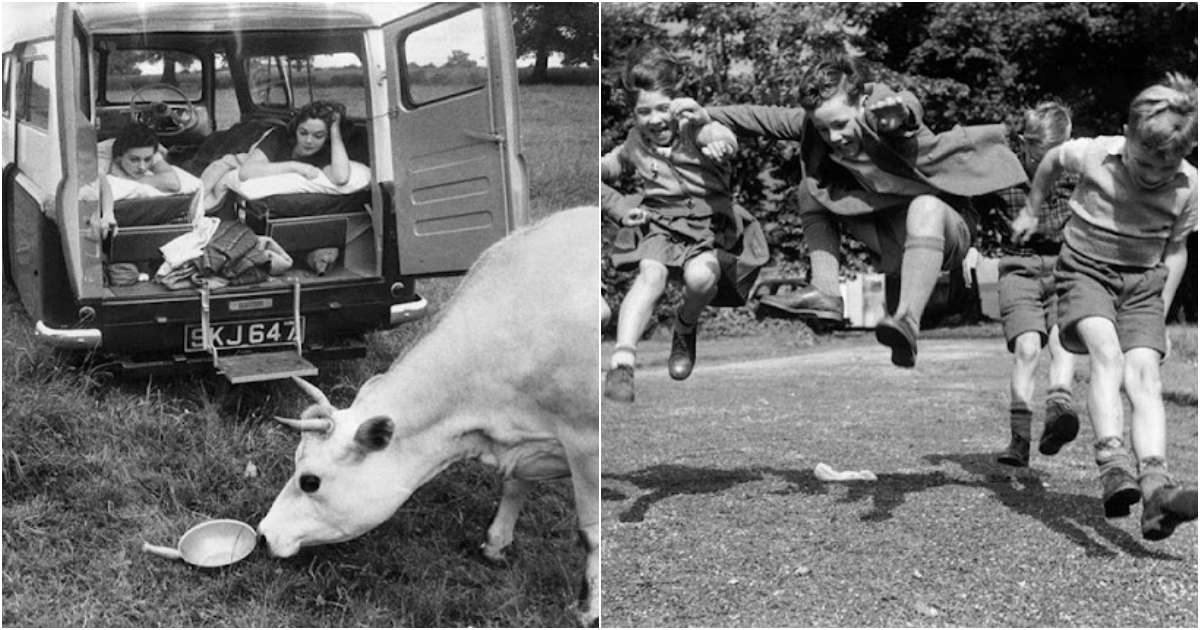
[258,206,600,626]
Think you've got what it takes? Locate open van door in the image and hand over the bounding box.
[382,3,528,277]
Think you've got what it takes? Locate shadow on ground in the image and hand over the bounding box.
[604,451,1181,561]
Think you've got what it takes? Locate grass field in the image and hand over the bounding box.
[2,82,597,627]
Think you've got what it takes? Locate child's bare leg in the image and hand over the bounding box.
[1076,317,1140,517]
[1125,345,1197,539]
[1039,324,1080,455]
[670,253,718,380]
[678,252,719,325]
[613,259,668,369]
[999,331,1041,466]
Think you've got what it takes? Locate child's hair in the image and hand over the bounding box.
[1021,100,1073,148]
[620,43,683,108]
[112,123,159,158]
[1126,72,1198,160]
[798,55,868,112]
[287,100,346,141]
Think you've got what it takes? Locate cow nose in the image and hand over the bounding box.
[299,474,321,493]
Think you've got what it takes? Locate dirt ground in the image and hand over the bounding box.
[601,328,1198,627]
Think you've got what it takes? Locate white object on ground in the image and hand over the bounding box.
[814,462,877,482]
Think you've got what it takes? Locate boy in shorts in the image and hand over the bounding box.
[684,54,1027,366]
[1013,73,1198,540]
[990,101,1080,467]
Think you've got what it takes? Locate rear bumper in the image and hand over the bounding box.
[35,320,102,349]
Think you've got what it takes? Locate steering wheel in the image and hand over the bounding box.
[129,83,199,137]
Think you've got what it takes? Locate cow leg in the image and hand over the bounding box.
[568,450,600,627]
[481,477,531,562]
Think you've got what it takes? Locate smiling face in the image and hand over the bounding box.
[811,92,866,158]
[292,118,330,158]
[1123,130,1183,190]
[634,89,676,148]
[114,146,157,179]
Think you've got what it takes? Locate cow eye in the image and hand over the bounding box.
[299,474,321,493]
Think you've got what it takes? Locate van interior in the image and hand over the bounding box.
[94,31,381,298]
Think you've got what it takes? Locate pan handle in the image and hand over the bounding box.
[141,542,184,560]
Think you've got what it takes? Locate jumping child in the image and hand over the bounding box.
[1012,73,1198,540]
[988,101,1080,467]
[601,44,768,403]
[686,54,1027,367]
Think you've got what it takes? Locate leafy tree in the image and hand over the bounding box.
[512,2,599,83]
[601,2,1198,332]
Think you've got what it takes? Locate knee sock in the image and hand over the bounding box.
[1138,457,1173,497]
[611,344,636,369]
[896,235,946,330]
[674,312,697,335]
[1010,403,1032,441]
[810,249,841,297]
[1046,385,1074,410]
[1094,436,1134,473]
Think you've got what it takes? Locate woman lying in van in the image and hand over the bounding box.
[239,100,351,186]
[102,123,202,198]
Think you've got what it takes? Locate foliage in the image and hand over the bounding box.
[600,2,1199,335]
[512,3,599,83]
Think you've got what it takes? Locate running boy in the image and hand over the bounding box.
[602,44,768,403]
[1012,73,1198,540]
[680,54,1026,366]
[987,101,1080,467]
[107,123,181,193]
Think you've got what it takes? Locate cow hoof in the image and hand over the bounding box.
[475,541,513,566]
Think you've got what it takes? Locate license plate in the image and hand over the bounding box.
[185,318,304,352]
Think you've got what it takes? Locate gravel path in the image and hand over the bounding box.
[601,332,1198,627]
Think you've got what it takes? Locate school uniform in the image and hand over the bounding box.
[601,121,768,306]
[709,84,1027,274]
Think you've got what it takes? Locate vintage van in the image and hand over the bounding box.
[2,2,528,382]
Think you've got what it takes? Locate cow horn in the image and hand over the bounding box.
[291,375,331,408]
[274,416,334,434]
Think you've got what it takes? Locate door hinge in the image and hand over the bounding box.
[463,128,504,144]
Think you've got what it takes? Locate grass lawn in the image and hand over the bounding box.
[2,82,597,627]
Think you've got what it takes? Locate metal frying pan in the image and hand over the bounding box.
[142,519,257,568]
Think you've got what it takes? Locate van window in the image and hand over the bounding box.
[2,53,11,118]
[104,49,202,103]
[402,8,489,106]
[17,57,52,130]
[247,53,366,118]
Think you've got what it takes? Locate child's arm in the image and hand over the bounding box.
[1160,237,1189,323]
[600,144,650,226]
[1012,145,1066,243]
[704,103,807,142]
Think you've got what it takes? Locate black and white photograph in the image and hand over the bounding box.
[2,1,598,626]
[599,2,1197,627]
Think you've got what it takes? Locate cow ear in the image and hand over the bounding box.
[354,415,394,452]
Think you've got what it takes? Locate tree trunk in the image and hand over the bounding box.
[531,46,550,84]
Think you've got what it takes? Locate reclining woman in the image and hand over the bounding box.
[239,100,351,186]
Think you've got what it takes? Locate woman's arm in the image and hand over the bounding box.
[324,111,350,186]
[238,148,321,181]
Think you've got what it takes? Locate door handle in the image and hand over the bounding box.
[463,128,504,144]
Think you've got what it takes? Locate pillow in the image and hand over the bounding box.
[229,161,371,200]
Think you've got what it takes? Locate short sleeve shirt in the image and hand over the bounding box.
[1057,135,1197,268]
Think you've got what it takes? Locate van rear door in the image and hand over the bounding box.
[382,3,528,277]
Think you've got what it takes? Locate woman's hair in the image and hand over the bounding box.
[1127,72,1198,160]
[1021,100,1073,148]
[620,43,684,108]
[286,100,347,142]
[113,123,159,157]
[798,55,868,112]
